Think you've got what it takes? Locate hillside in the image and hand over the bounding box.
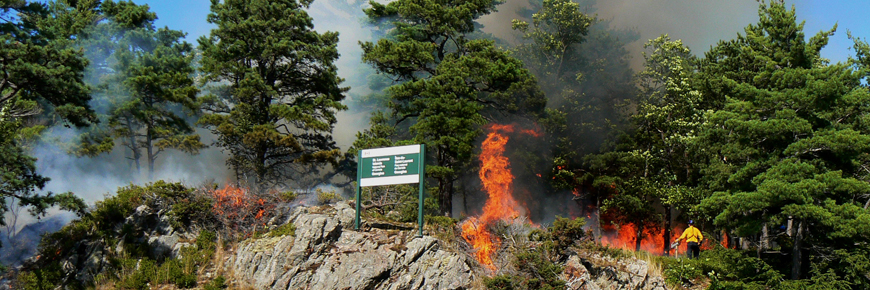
[2,181,674,290]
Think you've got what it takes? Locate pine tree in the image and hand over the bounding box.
[0,0,94,246]
[198,0,348,189]
[695,2,870,282]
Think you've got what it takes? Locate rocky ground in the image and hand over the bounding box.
[223,201,670,290]
[3,199,673,290]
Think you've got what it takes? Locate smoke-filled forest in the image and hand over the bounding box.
[3,0,870,289]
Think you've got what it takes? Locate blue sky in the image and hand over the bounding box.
[793,0,869,63]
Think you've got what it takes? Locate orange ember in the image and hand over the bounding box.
[460,124,538,270]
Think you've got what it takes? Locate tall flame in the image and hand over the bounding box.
[461,124,532,270]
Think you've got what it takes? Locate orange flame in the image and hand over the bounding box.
[212,183,248,218]
[461,124,537,270]
[599,223,685,255]
[211,183,269,221]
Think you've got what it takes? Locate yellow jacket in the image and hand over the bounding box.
[678,225,703,243]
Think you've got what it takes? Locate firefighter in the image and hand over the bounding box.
[674,220,703,259]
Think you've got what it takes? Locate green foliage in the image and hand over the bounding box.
[425,215,458,229]
[279,191,298,202]
[203,276,227,290]
[198,0,348,188]
[33,181,213,289]
[660,247,786,288]
[266,223,297,238]
[486,249,565,290]
[86,0,205,177]
[0,0,95,126]
[17,262,63,290]
[485,275,521,290]
[549,216,586,254]
[196,230,218,251]
[689,1,870,281]
[316,189,343,205]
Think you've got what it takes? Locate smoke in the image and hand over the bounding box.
[309,0,379,151]
[479,0,760,68]
[32,126,230,205]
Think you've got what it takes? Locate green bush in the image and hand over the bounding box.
[18,262,63,290]
[203,276,228,290]
[196,230,218,251]
[549,216,585,254]
[425,215,457,228]
[514,250,565,290]
[174,273,197,288]
[484,274,521,290]
[485,249,565,290]
[266,222,296,238]
[316,189,343,204]
[661,247,785,288]
[279,191,298,202]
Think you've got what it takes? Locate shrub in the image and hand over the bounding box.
[174,273,197,288]
[514,250,565,290]
[425,215,457,229]
[316,188,343,204]
[266,222,296,238]
[203,276,228,290]
[485,248,565,290]
[484,274,521,290]
[197,230,218,251]
[18,262,63,290]
[279,191,298,202]
[549,216,585,254]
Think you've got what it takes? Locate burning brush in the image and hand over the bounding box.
[460,124,538,270]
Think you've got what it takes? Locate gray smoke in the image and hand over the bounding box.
[479,0,761,68]
[309,0,380,151]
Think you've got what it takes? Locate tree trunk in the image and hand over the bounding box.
[146,128,154,180]
[663,205,672,256]
[595,195,602,242]
[128,118,141,173]
[759,223,769,258]
[635,225,643,251]
[791,220,803,280]
[439,177,453,217]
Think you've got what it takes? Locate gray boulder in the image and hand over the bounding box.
[229,201,476,290]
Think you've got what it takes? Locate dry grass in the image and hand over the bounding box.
[631,250,664,277]
[212,236,228,276]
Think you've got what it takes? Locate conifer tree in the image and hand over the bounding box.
[0,0,93,246]
[198,0,348,188]
[695,2,870,282]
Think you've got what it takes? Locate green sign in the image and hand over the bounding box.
[359,145,423,186]
[355,144,426,237]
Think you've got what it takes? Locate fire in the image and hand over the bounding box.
[210,183,271,222]
[599,223,685,255]
[460,124,537,270]
[212,183,248,218]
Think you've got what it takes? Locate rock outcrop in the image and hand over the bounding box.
[563,252,668,290]
[229,201,477,290]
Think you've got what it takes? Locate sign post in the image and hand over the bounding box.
[355,144,426,237]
